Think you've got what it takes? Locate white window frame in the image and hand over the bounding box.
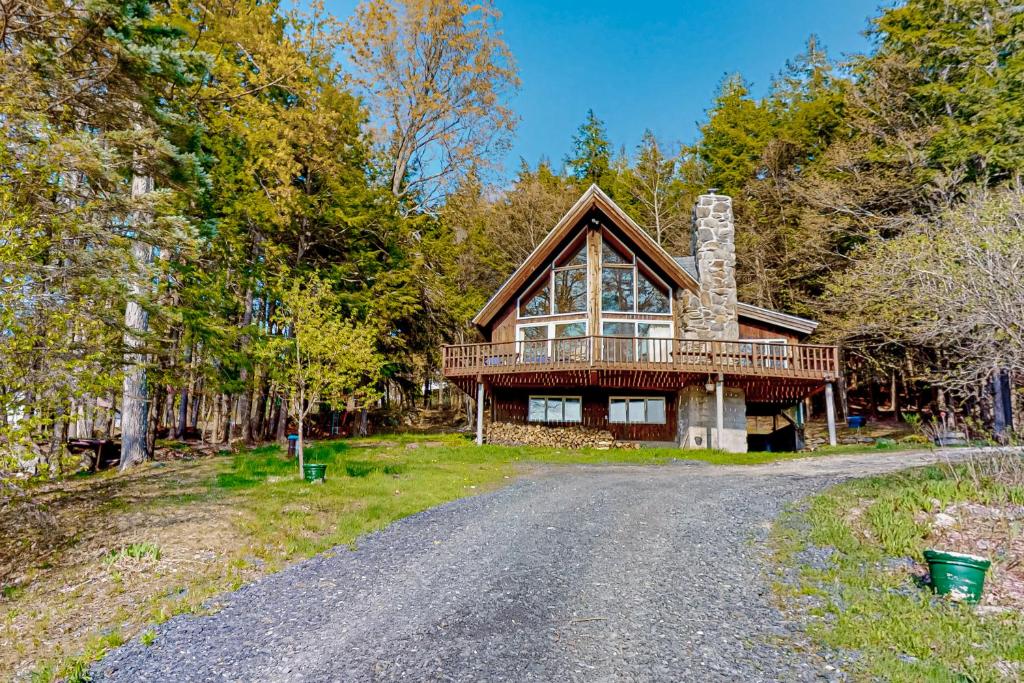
[517,237,590,319]
[598,319,674,362]
[738,338,790,369]
[516,319,588,359]
[528,395,583,423]
[608,396,667,425]
[599,231,672,316]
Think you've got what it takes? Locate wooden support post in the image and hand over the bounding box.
[825,381,837,447]
[476,380,484,446]
[715,373,724,451]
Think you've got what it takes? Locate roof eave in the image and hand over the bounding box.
[736,302,819,336]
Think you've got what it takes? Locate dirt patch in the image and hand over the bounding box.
[0,458,260,680]
[918,501,1024,610]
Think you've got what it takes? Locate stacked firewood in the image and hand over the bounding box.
[486,422,638,449]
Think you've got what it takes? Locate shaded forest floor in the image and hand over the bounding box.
[1,430,927,681]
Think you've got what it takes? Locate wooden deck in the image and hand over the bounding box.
[443,337,838,404]
[443,337,839,381]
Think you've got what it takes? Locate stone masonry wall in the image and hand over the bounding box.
[681,193,739,340]
[677,385,748,453]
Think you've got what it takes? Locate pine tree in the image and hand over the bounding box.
[565,109,614,189]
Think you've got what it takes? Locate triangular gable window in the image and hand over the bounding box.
[555,242,587,268]
[601,240,631,265]
[637,267,670,313]
[520,278,551,316]
[519,234,588,317]
[601,231,671,314]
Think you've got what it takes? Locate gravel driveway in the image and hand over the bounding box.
[93,449,979,682]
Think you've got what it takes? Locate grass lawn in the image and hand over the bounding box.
[771,453,1024,682]
[1,433,919,681]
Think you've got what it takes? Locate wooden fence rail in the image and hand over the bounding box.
[442,337,839,381]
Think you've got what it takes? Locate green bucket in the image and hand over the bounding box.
[924,549,990,603]
[302,463,327,483]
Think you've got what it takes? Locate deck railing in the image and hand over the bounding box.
[442,337,838,380]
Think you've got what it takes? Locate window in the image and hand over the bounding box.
[518,320,587,362]
[601,321,635,361]
[520,325,548,361]
[602,241,630,264]
[608,397,667,425]
[600,321,673,362]
[554,267,586,313]
[739,338,790,369]
[519,239,587,317]
[553,322,587,360]
[520,279,550,317]
[600,232,670,314]
[528,396,582,423]
[601,266,634,311]
[637,269,670,313]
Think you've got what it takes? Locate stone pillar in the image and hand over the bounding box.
[682,193,739,341]
[677,385,747,453]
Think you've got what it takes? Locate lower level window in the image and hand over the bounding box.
[528,396,582,423]
[609,397,666,424]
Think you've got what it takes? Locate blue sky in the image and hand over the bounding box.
[321,0,884,176]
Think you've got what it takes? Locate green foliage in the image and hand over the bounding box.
[565,109,615,188]
[104,542,162,565]
[698,75,773,197]
[774,459,1024,680]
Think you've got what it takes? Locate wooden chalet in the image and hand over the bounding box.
[442,185,841,452]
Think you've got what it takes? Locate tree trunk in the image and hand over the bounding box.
[297,387,305,476]
[211,393,222,444]
[119,172,154,470]
[220,393,232,445]
[276,394,287,443]
[890,372,900,419]
[146,383,161,459]
[190,389,201,431]
[48,405,68,474]
[238,287,255,445]
[253,372,269,442]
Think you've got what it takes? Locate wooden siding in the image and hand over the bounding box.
[738,318,801,344]
[492,388,678,442]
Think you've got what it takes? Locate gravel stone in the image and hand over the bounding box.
[92,448,990,682]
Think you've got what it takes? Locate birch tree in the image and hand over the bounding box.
[622,131,694,253]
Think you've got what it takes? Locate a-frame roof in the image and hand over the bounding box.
[472,184,700,328]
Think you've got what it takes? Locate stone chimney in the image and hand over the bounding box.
[683,192,739,340]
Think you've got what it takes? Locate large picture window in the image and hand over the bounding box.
[608,397,666,425]
[517,320,587,362]
[600,233,670,314]
[528,396,582,423]
[519,239,587,317]
[600,321,673,362]
[554,267,586,313]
